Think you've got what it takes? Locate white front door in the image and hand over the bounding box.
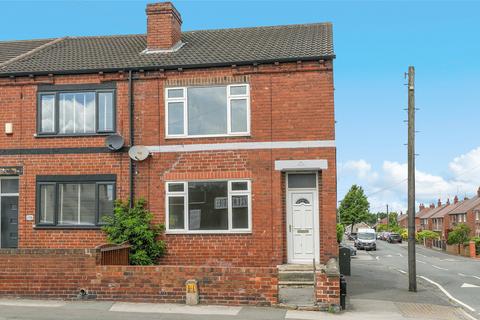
[287,191,315,263]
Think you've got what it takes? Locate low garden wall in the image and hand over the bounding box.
[0,249,278,306]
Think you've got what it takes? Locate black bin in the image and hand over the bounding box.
[340,274,347,310]
[339,246,351,276]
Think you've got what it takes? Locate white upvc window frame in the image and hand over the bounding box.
[165,179,252,234]
[165,84,250,138]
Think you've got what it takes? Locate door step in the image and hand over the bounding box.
[278,264,315,287]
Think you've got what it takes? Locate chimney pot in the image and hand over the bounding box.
[419,203,425,211]
[477,186,480,197]
[446,198,450,205]
[454,195,459,204]
[146,2,182,51]
[429,203,435,209]
[437,199,442,207]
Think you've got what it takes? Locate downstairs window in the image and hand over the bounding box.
[166,180,251,233]
[36,175,115,227]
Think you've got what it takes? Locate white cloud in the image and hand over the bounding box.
[339,146,480,213]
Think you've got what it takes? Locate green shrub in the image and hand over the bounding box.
[376,224,388,232]
[447,223,471,246]
[336,224,344,243]
[102,199,166,265]
[417,230,440,242]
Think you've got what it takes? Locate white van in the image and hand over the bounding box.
[354,228,376,251]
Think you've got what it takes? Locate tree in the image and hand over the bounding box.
[339,185,370,232]
[336,224,344,243]
[447,223,471,246]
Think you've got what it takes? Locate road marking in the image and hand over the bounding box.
[396,269,407,274]
[459,308,479,320]
[458,273,480,281]
[397,253,404,257]
[417,253,428,258]
[110,303,241,315]
[416,260,426,264]
[418,276,475,312]
[386,254,393,258]
[375,256,380,260]
[432,265,449,271]
[461,283,480,288]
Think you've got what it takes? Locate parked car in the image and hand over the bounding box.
[387,233,402,243]
[340,243,357,256]
[348,233,357,241]
[354,228,377,251]
[380,232,390,241]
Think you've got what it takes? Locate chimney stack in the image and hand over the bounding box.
[437,199,442,207]
[419,203,425,211]
[446,198,450,206]
[146,2,182,51]
[429,203,435,209]
[477,186,480,198]
[454,195,458,204]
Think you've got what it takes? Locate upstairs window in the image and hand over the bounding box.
[165,84,250,138]
[37,84,116,135]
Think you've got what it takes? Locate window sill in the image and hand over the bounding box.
[34,225,103,230]
[34,133,116,138]
[165,230,252,235]
[165,134,251,140]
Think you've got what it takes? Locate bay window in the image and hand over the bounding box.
[36,175,115,227]
[37,83,116,135]
[165,84,250,137]
[166,180,251,233]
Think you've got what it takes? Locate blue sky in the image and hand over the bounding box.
[2,1,480,212]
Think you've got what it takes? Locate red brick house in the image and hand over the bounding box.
[0,2,338,306]
[448,189,480,238]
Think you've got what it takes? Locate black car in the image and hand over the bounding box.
[387,233,402,243]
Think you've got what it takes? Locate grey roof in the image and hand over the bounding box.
[418,205,446,219]
[431,201,463,219]
[0,39,53,65]
[0,23,334,77]
[449,196,480,214]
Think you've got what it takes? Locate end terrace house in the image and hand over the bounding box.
[0,2,337,304]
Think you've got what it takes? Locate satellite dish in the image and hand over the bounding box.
[105,134,124,151]
[129,145,150,161]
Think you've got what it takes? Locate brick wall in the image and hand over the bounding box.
[0,249,278,305]
[0,60,337,267]
[315,271,340,306]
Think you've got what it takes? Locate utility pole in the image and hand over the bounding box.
[407,66,417,292]
[386,204,389,230]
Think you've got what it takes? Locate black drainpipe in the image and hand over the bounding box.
[128,70,135,208]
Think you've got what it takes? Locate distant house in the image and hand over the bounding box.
[398,204,427,231]
[448,188,480,237]
[429,198,463,248]
[346,222,371,234]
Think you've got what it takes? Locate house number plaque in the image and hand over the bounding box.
[0,166,23,176]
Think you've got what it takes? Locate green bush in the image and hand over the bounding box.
[447,223,471,246]
[336,224,344,243]
[417,230,440,242]
[471,236,480,247]
[102,199,166,265]
[376,224,388,232]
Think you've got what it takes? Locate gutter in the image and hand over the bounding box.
[0,55,336,78]
[128,70,135,208]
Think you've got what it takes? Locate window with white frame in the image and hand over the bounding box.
[166,180,251,232]
[476,211,479,221]
[165,84,250,137]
